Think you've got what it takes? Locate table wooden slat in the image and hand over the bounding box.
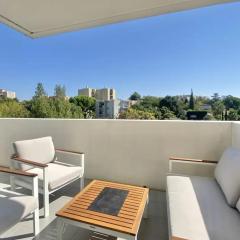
[56,180,149,236]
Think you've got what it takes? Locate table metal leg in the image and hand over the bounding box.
[143,193,149,219]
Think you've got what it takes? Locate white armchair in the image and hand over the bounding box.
[10,136,85,218]
[0,166,39,237]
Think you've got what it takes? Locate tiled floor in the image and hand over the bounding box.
[0,179,168,240]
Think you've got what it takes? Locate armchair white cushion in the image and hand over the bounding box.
[214,147,240,206]
[13,136,55,171]
[15,162,83,191]
[0,189,38,235]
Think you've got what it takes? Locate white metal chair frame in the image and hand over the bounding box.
[0,166,39,236]
[10,148,84,218]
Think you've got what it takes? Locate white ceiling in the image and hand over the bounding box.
[0,0,237,38]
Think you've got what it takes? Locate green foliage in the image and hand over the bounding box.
[158,107,176,120]
[159,96,185,119]
[34,83,47,98]
[223,95,240,110]
[27,97,52,118]
[212,101,225,120]
[227,108,240,121]
[69,96,96,118]
[119,108,156,120]
[189,89,195,110]
[129,92,141,101]
[0,99,29,118]
[54,84,66,98]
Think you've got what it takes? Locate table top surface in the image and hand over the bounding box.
[56,179,149,236]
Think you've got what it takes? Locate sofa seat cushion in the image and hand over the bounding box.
[0,189,37,234]
[15,162,83,191]
[167,175,240,240]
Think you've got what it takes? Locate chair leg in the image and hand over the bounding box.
[43,168,49,217]
[44,191,49,217]
[10,175,16,191]
[33,209,40,236]
[80,177,84,190]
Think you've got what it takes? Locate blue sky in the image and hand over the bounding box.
[0,2,240,100]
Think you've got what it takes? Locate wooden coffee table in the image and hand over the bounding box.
[56,180,149,240]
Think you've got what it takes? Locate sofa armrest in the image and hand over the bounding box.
[11,155,48,168]
[169,157,218,173]
[0,166,37,177]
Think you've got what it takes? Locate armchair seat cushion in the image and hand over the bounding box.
[167,175,240,240]
[0,189,37,234]
[15,162,83,191]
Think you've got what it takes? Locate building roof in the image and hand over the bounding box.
[0,0,236,38]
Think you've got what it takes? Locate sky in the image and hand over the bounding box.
[0,2,240,100]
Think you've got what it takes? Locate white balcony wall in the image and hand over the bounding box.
[231,122,240,149]
[0,119,232,189]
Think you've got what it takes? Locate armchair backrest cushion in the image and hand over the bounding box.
[13,136,55,170]
[237,198,240,212]
[214,147,240,207]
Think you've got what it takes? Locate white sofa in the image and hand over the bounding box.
[167,148,240,240]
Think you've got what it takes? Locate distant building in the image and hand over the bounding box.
[95,88,116,101]
[119,100,138,113]
[0,89,16,99]
[78,88,96,98]
[78,87,116,100]
[49,96,69,100]
[200,104,212,111]
[96,99,120,119]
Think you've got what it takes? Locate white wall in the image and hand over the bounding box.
[0,119,232,189]
[231,122,240,149]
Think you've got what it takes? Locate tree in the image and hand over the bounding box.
[212,101,225,120]
[28,97,52,118]
[0,99,29,118]
[118,108,156,120]
[34,83,47,98]
[158,107,176,120]
[159,96,185,119]
[189,89,195,110]
[129,92,141,101]
[69,96,96,118]
[54,85,66,98]
[223,95,240,110]
[227,108,240,121]
[211,93,221,102]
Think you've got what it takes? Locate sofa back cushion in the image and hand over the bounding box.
[215,147,240,207]
[236,198,240,212]
[13,136,55,170]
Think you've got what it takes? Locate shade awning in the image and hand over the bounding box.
[0,0,237,38]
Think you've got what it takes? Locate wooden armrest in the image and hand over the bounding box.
[0,166,37,177]
[172,236,188,240]
[55,148,84,155]
[169,157,218,164]
[11,156,48,168]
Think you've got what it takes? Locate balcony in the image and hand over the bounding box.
[0,119,239,239]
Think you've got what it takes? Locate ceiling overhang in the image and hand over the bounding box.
[0,0,237,38]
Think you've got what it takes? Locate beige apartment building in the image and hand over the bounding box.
[78,88,96,98]
[78,88,116,101]
[0,89,16,99]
